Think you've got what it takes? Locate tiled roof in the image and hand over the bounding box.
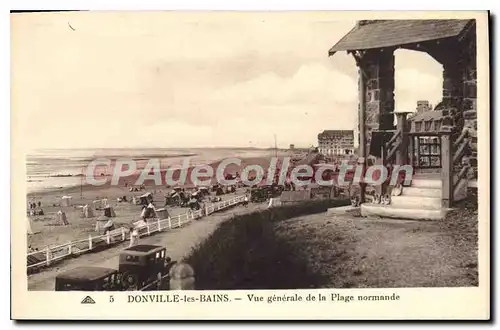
[318,130,354,138]
[329,19,473,55]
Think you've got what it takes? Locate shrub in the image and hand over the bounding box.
[184,199,349,289]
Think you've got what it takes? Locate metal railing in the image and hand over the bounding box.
[27,195,245,271]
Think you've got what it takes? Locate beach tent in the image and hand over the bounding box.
[82,204,95,218]
[93,198,108,210]
[140,203,157,219]
[95,215,109,232]
[104,205,116,218]
[55,210,69,225]
[102,219,115,232]
[26,217,39,235]
[61,196,72,207]
[27,217,33,234]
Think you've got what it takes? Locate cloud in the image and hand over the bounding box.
[209,62,358,106]
[13,13,443,149]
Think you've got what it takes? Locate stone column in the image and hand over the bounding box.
[462,37,477,177]
[442,62,464,109]
[439,34,476,179]
[360,49,395,155]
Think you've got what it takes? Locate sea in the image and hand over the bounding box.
[26,148,280,194]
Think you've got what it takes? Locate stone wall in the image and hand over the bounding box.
[359,49,395,154]
[434,30,477,178]
[462,36,477,176]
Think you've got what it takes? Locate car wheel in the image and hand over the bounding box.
[122,272,138,289]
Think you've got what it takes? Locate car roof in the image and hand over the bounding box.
[122,244,165,255]
[56,266,117,282]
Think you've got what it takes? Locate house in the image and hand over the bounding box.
[328,19,477,220]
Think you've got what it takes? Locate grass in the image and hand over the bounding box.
[184,189,479,289]
[184,199,350,290]
[440,188,479,286]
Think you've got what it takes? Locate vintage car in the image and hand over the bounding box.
[190,191,203,202]
[265,184,284,198]
[118,245,175,290]
[165,190,190,207]
[198,187,210,196]
[215,186,225,196]
[55,266,120,291]
[165,191,180,206]
[250,188,268,203]
[188,198,201,210]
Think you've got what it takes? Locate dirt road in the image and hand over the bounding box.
[28,202,266,291]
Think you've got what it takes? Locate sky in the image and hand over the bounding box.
[11,12,443,150]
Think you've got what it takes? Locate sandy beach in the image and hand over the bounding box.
[26,153,290,251]
[28,200,269,291]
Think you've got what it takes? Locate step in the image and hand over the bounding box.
[403,186,442,198]
[391,195,442,209]
[410,178,442,189]
[412,172,441,179]
[360,203,446,221]
[327,205,360,216]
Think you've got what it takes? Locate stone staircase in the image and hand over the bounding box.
[360,173,453,221]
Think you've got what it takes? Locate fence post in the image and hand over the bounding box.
[205,204,209,216]
[106,230,111,244]
[157,218,162,232]
[121,227,126,241]
[441,133,453,208]
[168,217,172,229]
[68,241,72,255]
[147,224,151,236]
[169,263,195,290]
[393,113,405,166]
[46,247,51,266]
[178,215,182,227]
[88,234,93,250]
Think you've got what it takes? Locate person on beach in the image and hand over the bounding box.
[267,197,274,208]
[129,227,139,247]
[201,202,207,216]
[243,195,249,207]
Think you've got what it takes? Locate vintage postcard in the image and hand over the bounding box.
[11,10,490,320]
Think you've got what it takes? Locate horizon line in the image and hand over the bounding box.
[27,146,317,151]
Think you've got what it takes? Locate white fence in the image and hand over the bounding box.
[27,195,245,271]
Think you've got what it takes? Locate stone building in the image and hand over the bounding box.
[328,19,478,217]
[329,19,477,163]
[416,100,433,114]
[317,130,355,156]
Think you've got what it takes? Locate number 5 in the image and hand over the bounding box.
[109,295,114,303]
